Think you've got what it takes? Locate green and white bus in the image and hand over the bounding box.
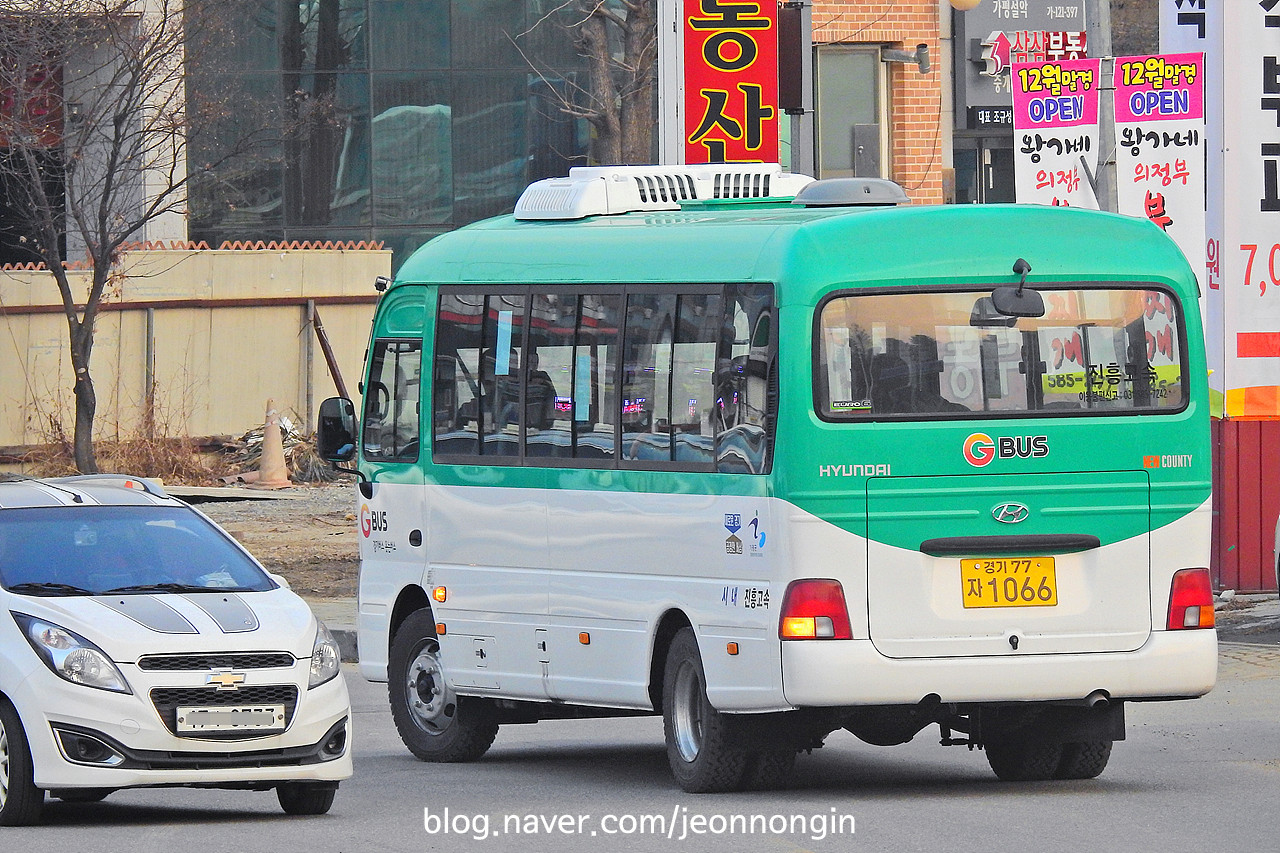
[318,164,1215,793]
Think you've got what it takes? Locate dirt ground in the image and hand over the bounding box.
[195,483,360,598]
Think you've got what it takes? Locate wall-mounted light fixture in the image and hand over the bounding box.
[66,102,84,125]
[881,43,930,75]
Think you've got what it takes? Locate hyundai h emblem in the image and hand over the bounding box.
[992,502,1030,524]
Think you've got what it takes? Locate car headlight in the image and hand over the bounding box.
[12,613,132,694]
[309,620,341,688]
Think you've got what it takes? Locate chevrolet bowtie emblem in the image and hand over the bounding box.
[206,671,247,691]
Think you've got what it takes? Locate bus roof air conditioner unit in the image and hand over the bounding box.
[514,164,815,220]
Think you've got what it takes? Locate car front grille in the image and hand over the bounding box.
[150,685,299,739]
[138,652,296,671]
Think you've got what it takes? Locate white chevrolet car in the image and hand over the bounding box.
[0,476,352,825]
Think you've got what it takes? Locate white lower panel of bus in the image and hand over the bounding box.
[864,472,1172,659]
[780,628,1217,707]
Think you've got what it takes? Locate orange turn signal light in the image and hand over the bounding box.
[726,642,739,656]
[579,632,591,645]
[435,622,446,636]
[432,586,447,603]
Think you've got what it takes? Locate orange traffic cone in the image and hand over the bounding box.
[250,399,293,489]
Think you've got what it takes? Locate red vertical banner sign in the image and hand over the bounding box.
[683,0,779,164]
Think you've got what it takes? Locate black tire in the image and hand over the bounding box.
[662,628,748,793]
[985,739,1063,782]
[741,749,796,791]
[276,782,337,815]
[388,610,498,762]
[1055,740,1113,780]
[0,698,43,826]
[49,788,111,803]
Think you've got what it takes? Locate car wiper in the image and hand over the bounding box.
[6,582,96,596]
[103,582,215,594]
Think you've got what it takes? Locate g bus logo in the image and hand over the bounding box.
[360,504,388,538]
[964,433,1050,467]
[963,433,996,467]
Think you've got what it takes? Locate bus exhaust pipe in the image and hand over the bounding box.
[1085,690,1110,709]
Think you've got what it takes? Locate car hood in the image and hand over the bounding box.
[15,588,318,662]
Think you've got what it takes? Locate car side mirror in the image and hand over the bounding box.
[317,397,358,463]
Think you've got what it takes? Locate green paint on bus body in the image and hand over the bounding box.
[365,199,1208,550]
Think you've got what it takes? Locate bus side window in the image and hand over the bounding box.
[672,292,721,466]
[433,293,485,457]
[715,284,775,473]
[622,293,676,462]
[480,293,525,457]
[363,339,423,462]
[526,293,575,459]
[573,294,622,461]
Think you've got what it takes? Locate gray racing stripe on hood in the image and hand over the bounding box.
[180,593,259,633]
[96,595,198,634]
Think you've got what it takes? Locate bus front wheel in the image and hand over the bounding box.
[662,628,748,793]
[388,610,498,762]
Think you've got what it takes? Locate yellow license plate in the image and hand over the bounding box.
[961,557,1057,608]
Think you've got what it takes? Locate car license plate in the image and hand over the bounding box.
[176,705,286,733]
[961,557,1057,608]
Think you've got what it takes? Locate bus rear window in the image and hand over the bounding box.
[816,287,1186,419]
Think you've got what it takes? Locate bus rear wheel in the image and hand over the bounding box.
[388,610,498,762]
[1055,740,1112,779]
[984,739,1063,782]
[662,628,748,793]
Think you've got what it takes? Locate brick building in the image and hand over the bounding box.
[810,2,946,204]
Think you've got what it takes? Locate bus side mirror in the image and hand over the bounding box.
[318,397,359,463]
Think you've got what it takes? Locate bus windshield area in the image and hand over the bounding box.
[817,286,1186,419]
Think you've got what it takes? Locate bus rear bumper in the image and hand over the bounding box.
[779,629,1217,708]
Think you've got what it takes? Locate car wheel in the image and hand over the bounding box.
[985,738,1063,782]
[388,610,498,762]
[0,698,43,826]
[662,627,748,793]
[276,782,337,815]
[49,788,112,803]
[1055,740,1113,779]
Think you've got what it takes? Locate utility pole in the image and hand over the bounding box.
[1086,0,1117,211]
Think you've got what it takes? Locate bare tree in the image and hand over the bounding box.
[525,0,657,166]
[0,0,267,472]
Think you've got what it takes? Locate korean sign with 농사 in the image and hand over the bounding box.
[682,0,778,164]
[1011,58,1101,207]
[1112,53,1205,280]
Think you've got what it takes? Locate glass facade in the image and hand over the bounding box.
[188,1,592,265]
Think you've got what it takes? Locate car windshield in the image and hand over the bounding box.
[0,505,275,596]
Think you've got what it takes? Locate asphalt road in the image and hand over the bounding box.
[7,632,1280,853]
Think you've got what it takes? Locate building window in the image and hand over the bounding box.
[814,45,887,179]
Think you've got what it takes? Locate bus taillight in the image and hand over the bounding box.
[779,579,852,640]
[1166,568,1215,630]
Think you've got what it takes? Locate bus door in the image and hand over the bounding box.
[357,287,430,676]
